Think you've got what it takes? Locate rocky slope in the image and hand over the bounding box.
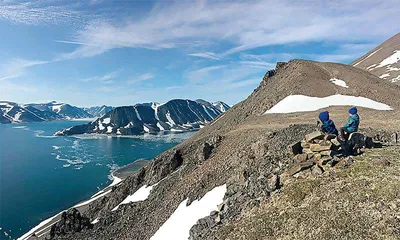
[55,99,229,136]
[84,105,114,118]
[351,32,400,84]
[23,58,400,240]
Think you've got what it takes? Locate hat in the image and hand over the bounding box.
[318,111,329,122]
[349,107,357,115]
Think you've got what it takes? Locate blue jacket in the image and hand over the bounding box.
[321,119,338,135]
[344,113,360,132]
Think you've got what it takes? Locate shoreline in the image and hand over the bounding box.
[17,160,147,240]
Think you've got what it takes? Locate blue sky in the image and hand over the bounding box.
[0,0,399,107]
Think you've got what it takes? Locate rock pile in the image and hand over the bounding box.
[49,208,92,239]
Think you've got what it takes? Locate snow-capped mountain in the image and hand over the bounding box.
[26,101,92,119]
[351,32,400,84]
[212,101,231,112]
[56,99,230,135]
[1,101,93,124]
[84,105,114,117]
[0,102,45,123]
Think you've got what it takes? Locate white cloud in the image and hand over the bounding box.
[188,52,220,60]
[0,58,48,81]
[81,69,122,84]
[186,65,227,84]
[58,0,400,59]
[128,73,155,84]
[0,2,87,26]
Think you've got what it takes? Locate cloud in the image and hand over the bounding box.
[81,69,123,84]
[186,65,227,84]
[128,73,155,84]
[0,58,48,81]
[0,1,88,26]
[188,52,220,60]
[58,0,400,59]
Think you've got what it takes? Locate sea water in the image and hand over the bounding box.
[0,120,193,239]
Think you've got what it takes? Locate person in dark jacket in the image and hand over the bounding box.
[318,111,338,135]
[339,107,360,141]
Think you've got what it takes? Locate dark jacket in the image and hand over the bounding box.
[321,119,339,135]
[344,113,360,132]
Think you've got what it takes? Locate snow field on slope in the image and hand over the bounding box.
[150,184,227,240]
[329,78,348,88]
[265,94,392,114]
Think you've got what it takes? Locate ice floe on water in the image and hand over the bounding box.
[265,94,392,114]
[329,78,349,88]
[34,130,57,138]
[52,146,62,150]
[56,154,90,165]
[12,126,28,129]
[150,184,227,240]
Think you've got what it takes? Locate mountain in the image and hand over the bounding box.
[0,101,93,124]
[84,105,114,117]
[212,101,231,112]
[27,57,400,240]
[0,101,45,123]
[55,99,229,136]
[26,102,92,119]
[351,32,400,84]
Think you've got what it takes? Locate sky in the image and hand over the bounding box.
[0,0,399,107]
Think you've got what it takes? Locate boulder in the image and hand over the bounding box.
[310,142,332,152]
[49,208,93,239]
[330,138,341,147]
[303,148,313,154]
[301,140,310,148]
[320,150,333,156]
[293,154,308,163]
[391,132,398,144]
[266,174,280,192]
[311,165,323,176]
[318,156,332,167]
[305,131,324,143]
[374,159,391,166]
[324,134,337,141]
[287,161,314,176]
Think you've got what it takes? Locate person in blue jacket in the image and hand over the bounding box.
[340,107,360,141]
[318,111,338,135]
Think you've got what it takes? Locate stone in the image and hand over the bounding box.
[290,141,302,155]
[50,208,93,239]
[318,156,332,166]
[311,165,323,175]
[217,203,225,212]
[303,148,313,154]
[305,131,324,143]
[287,161,314,176]
[310,143,332,152]
[374,159,391,166]
[293,154,308,163]
[267,174,280,191]
[391,132,398,144]
[301,140,310,148]
[330,137,341,147]
[312,154,322,163]
[320,150,332,156]
[215,214,222,224]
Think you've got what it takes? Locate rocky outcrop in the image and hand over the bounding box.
[49,209,92,239]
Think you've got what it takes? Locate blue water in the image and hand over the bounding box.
[0,121,192,240]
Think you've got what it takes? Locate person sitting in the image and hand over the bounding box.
[339,107,360,141]
[318,111,338,136]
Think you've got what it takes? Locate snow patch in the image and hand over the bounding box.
[392,74,400,83]
[329,78,348,88]
[91,218,99,224]
[106,126,113,133]
[367,64,377,70]
[51,104,63,113]
[134,107,142,121]
[380,73,390,79]
[112,185,155,211]
[265,94,392,114]
[202,105,214,120]
[143,125,150,133]
[373,50,400,69]
[102,117,111,124]
[98,122,105,131]
[150,184,227,240]
[157,122,165,131]
[353,47,382,67]
[165,112,176,126]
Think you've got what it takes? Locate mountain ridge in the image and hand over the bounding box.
[56,99,230,136]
